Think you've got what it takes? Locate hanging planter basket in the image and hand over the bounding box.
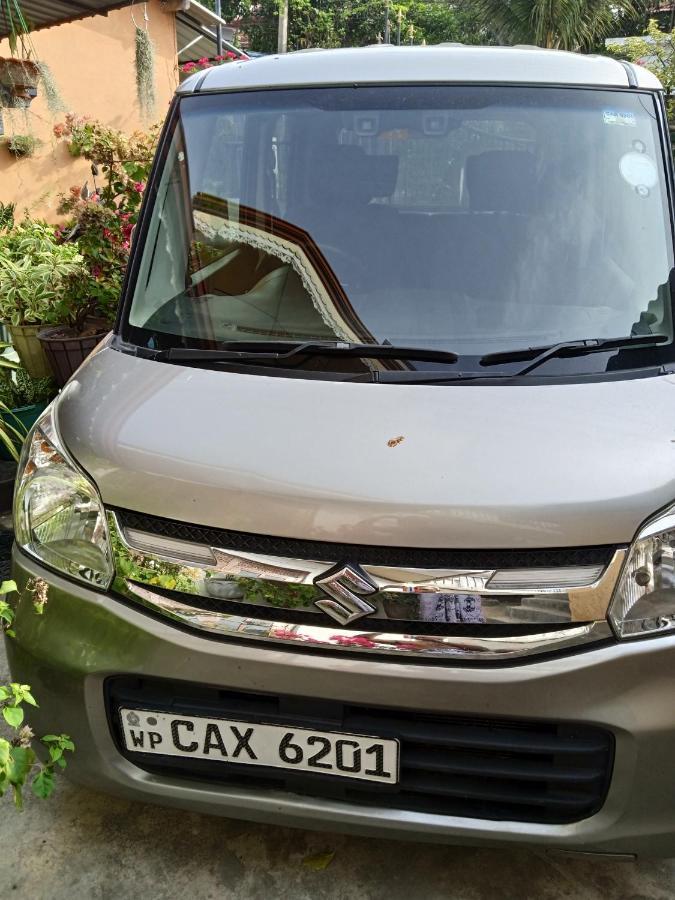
[0,57,39,108]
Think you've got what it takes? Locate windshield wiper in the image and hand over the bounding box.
[154,341,459,366]
[480,334,669,376]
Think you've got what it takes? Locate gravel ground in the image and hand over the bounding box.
[2,536,675,899]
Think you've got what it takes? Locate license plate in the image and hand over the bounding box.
[119,708,399,784]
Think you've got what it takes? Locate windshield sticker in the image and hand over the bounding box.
[619,151,658,192]
[603,109,637,127]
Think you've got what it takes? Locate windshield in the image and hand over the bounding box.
[124,85,674,377]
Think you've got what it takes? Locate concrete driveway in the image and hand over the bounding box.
[2,641,675,900]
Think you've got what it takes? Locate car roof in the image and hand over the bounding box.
[177,44,662,95]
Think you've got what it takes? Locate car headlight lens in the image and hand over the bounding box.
[609,508,675,639]
[14,406,113,588]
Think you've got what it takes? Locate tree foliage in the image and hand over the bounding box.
[608,19,675,118]
[468,0,641,51]
[201,0,487,53]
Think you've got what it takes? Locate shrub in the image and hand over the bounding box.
[0,579,75,808]
[53,116,159,326]
[0,220,85,326]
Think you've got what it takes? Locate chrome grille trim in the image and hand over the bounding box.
[108,512,623,658]
[115,577,614,660]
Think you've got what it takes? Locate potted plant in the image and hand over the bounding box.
[0,1,40,108]
[0,219,85,379]
[2,133,41,157]
[0,340,30,474]
[0,365,56,461]
[37,317,110,388]
[37,201,121,386]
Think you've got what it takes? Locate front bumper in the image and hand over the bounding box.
[7,548,675,857]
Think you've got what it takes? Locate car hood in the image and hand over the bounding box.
[55,347,675,549]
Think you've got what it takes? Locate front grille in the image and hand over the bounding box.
[107,676,614,825]
[115,507,617,570]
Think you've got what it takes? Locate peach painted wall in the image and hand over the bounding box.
[0,0,177,219]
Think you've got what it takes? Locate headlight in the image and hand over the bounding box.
[14,406,113,588]
[610,507,675,639]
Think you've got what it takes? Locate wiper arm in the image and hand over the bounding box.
[480,334,669,376]
[155,341,459,366]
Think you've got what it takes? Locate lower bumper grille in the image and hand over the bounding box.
[106,676,614,825]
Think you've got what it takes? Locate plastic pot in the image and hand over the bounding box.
[0,459,16,511]
[0,399,48,462]
[7,323,53,379]
[37,326,108,387]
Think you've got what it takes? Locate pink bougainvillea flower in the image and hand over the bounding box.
[91,265,102,278]
[330,634,377,649]
[181,62,197,74]
[271,626,298,639]
[133,182,145,193]
[226,51,237,59]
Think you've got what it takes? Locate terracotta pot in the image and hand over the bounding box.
[37,326,108,386]
[7,323,52,379]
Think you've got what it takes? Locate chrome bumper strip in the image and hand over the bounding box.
[115,576,614,660]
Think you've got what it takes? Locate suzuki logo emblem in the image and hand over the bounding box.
[314,563,378,625]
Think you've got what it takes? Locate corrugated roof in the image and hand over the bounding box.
[0,1,129,39]
[176,2,236,62]
[176,14,237,63]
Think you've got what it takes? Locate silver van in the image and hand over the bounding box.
[8,45,675,857]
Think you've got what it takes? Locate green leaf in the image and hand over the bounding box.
[48,746,62,762]
[7,746,34,784]
[3,706,23,728]
[32,768,55,799]
[0,580,17,595]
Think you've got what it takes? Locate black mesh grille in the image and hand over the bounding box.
[115,508,618,570]
[106,676,614,825]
